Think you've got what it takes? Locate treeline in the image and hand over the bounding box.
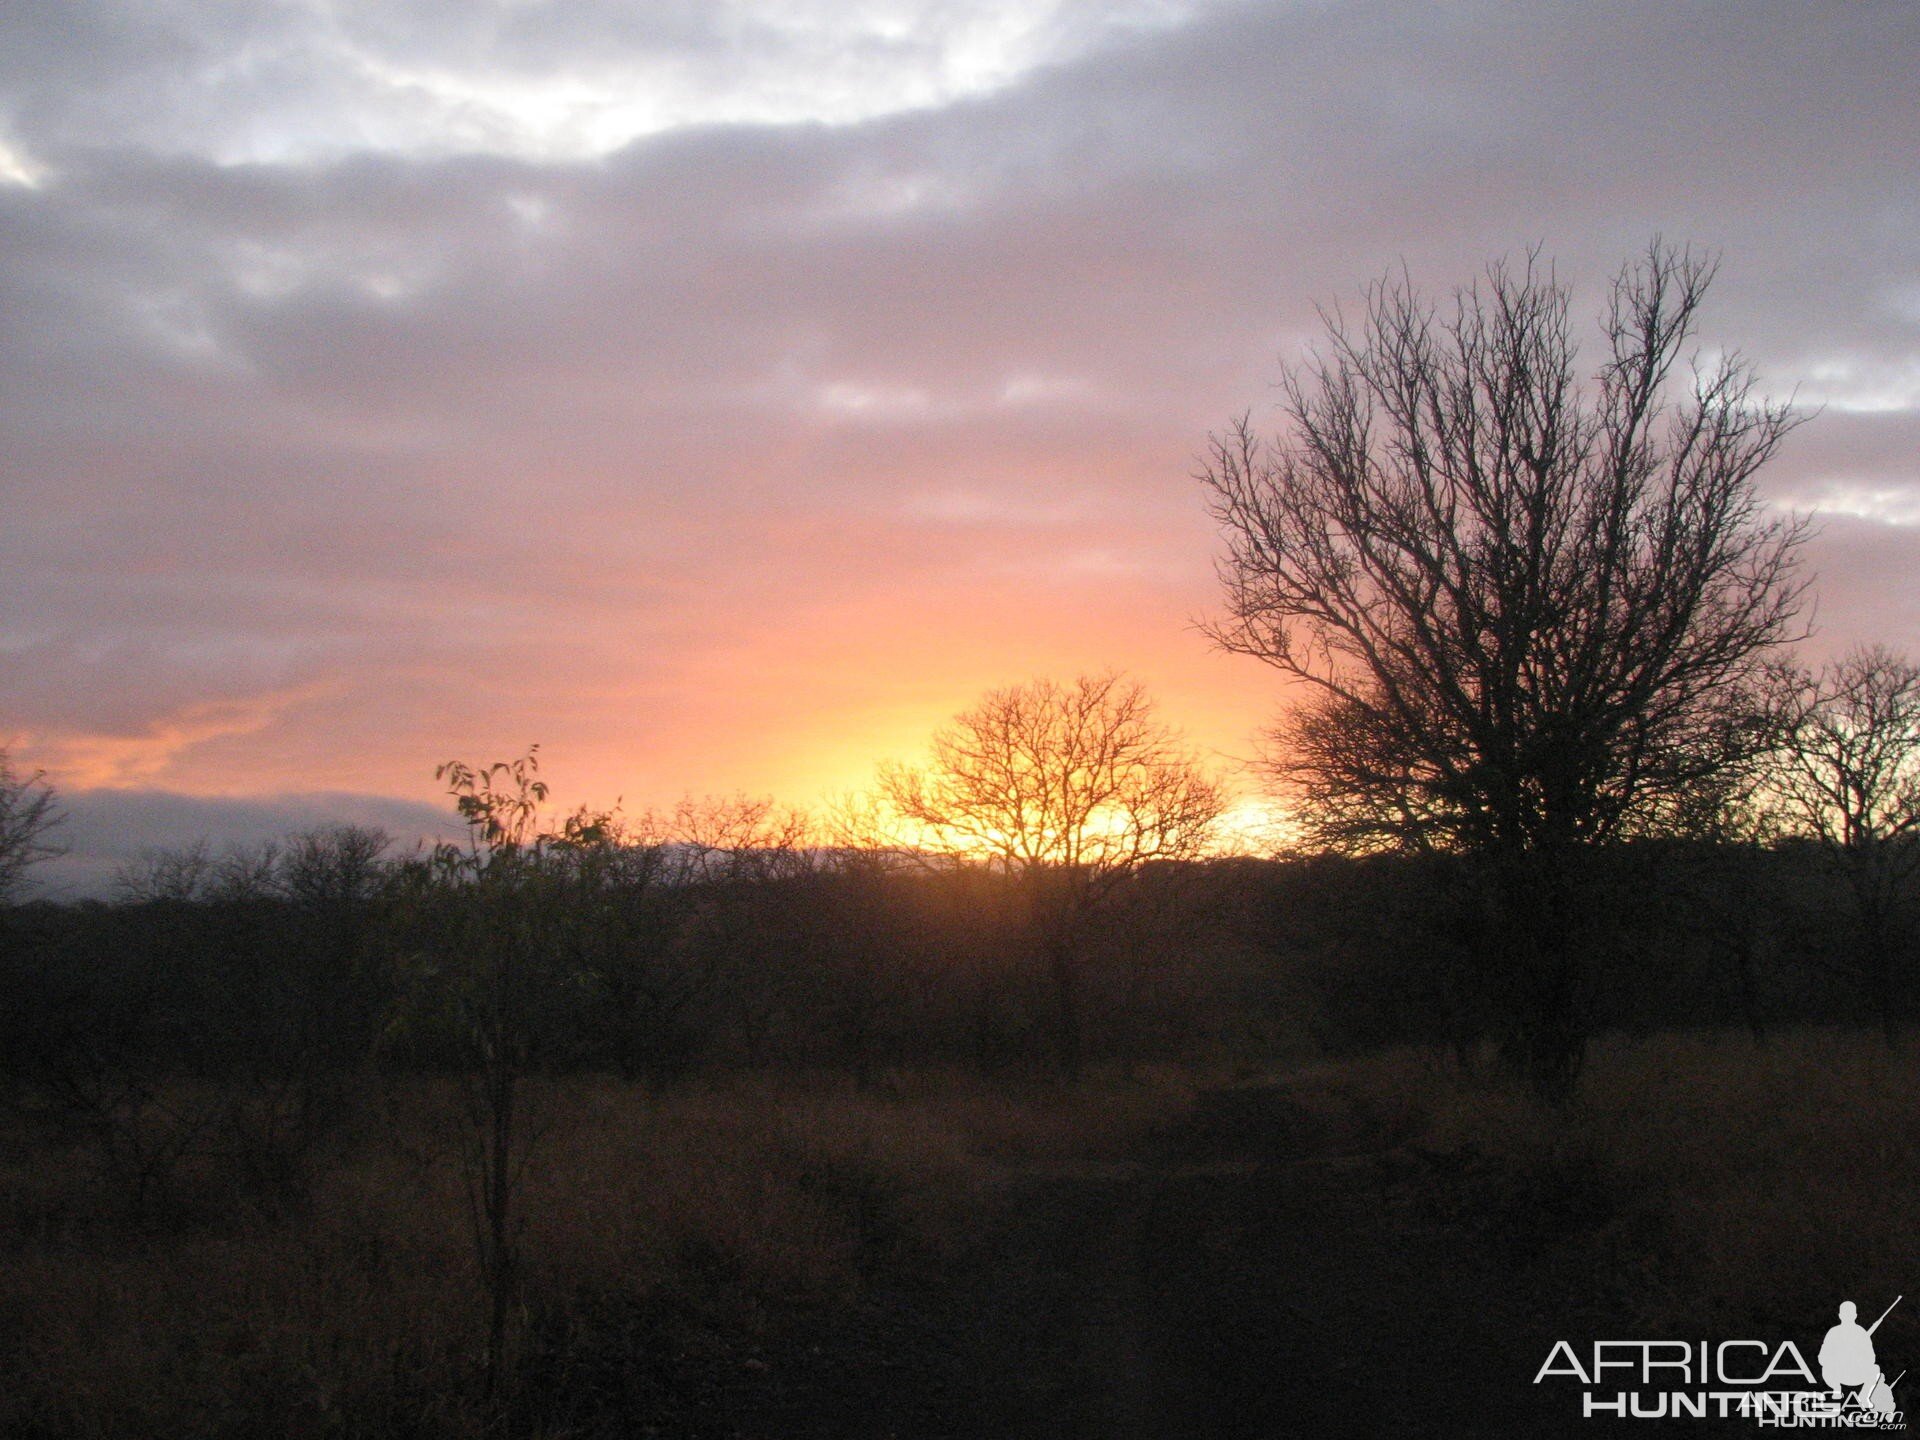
[1,818,1906,1111]
[1268,839,1915,1057]
[0,810,1257,1190]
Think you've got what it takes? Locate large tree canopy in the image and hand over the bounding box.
[1202,243,1810,857]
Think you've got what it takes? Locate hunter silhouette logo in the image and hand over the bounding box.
[1821,1298,1903,1420]
[1534,1294,1907,1426]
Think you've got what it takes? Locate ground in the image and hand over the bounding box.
[539,1080,1780,1438]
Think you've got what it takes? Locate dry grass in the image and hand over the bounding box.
[1315,1028,1920,1339]
[0,1066,1193,1438]
[12,1036,1901,1435]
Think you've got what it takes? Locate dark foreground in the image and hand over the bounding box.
[529,1084,1777,1439]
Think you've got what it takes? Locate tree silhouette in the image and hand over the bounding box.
[1772,646,1920,1040]
[388,747,571,1406]
[1200,242,1810,1095]
[881,673,1227,1078]
[0,747,63,903]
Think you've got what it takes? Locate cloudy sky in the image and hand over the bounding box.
[4,0,1918,891]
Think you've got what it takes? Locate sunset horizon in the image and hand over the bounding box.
[6,7,1919,1436]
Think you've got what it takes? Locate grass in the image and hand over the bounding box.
[0,1066,1195,1439]
[3,1034,1912,1435]
[1312,1028,1920,1344]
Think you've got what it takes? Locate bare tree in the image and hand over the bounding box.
[881,673,1228,1077]
[672,793,814,884]
[1771,646,1920,1040]
[0,747,63,903]
[114,840,217,903]
[1199,243,1810,1095]
[280,824,394,907]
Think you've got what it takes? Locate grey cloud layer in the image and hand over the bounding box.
[0,0,1215,163]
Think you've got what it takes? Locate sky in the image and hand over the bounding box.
[4,0,1918,894]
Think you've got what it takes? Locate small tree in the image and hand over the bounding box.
[881,673,1227,1078]
[1199,242,1809,1095]
[387,747,577,1404]
[1771,646,1920,1040]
